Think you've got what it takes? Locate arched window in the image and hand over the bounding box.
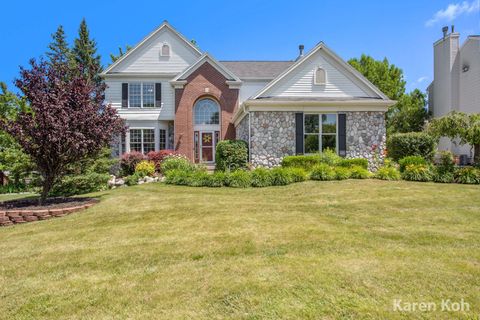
[314,67,326,85]
[161,43,170,56]
[194,98,220,125]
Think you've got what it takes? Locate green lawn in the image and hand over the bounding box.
[1,180,479,319]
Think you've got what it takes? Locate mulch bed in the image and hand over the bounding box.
[0,197,95,211]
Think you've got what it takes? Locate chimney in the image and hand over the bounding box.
[442,26,449,38]
[298,44,304,58]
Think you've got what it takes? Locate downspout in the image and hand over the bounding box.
[243,104,251,163]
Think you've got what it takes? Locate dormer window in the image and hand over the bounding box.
[161,43,170,57]
[314,67,326,85]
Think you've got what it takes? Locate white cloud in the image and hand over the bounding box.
[426,1,480,27]
[416,76,428,83]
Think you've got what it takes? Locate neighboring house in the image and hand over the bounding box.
[102,21,395,168]
[428,26,480,158]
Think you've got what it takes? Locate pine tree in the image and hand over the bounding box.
[72,18,103,84]
[46,25,71,67]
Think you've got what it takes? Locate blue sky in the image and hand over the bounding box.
[1,0,479,93]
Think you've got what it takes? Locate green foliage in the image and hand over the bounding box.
[387,132,437,161]
[188,171,210,187]
[455,167,480,184]
[135,160,155,177]
[0,182,32,194]
[110,45,132,64]
[310,164,336,181]
[334,167,351,180]
[72,18,103,84]
[284,167,308,183]
[282,150,342,170]
[270,167,293,186]
[215,140,248,172]
[437,151,455,173]
[251,167,273,187]
[161,155,195,174]
[225,170,251,188]
[204,172,226,187]
[401,164,432,182]
[387,89,429,135]
[46,25,72,67]
[398,156,428,173]
[49,172,109,196]
[350,166,372,179]
[432,168,455,183]
[338,158,369,169]
[124,173,142,186]
[375,166,401,181]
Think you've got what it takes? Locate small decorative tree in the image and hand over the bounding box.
[428,111,480,164]
[0,60,125,203]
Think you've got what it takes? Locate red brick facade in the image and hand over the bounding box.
[174,62,239,161]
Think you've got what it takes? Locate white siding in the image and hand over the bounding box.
[260,50,370,98]
[459,37,480,114]
[239,80,270,104]
[105,77,175,120]
[109,28,199,74]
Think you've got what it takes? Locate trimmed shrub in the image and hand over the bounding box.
[432,168,455,183]
[271,167,293,186]
[334,166,351,180]
[282,150,343,170]
[124,172,142,186]
[161,154,195,174]
[225,170,251,188]
[398,156,428,173]
[205,172,226,187]
[120,151,145,176]
[375,166,401,181]
[401,164,433,182]
[387,132,437,161]
[455,167,480,184]
[164,169,191,185]
[215,140,248,172]
[350,165,371,179]
[135,160,156,177]
[147,150,176,171]
[437,151,455,172]
[188,171,210,187]
[319,149,342,166]
[284,167,308,183]
[50,173,110,196]
[338,158,369,169]
[310,164,336,181]
[251,167,274,187]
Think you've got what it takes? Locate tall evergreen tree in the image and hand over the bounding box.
[46,25,71,67]
[72,18,102,84]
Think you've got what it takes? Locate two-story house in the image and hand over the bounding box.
[102,21,395,168]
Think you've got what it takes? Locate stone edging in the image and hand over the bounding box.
[0,199,99,227]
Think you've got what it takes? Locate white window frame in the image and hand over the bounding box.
[314,67,326,85]
[129,128,156,154]
[128,82,156,108]
[303,113,338,154]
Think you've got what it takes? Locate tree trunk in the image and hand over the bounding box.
[474,144,480,165]
[39,174,54,205]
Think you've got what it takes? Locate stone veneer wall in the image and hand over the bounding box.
[345,111,386,170]
[235,114,249,143]
[250,111,296,167]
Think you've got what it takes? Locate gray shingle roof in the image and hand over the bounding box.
[220,61,294,79]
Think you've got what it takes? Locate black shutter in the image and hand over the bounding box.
[121,83,128,108]
[295,112,304,155]
[338,113,347,157]
[155,83,162,107]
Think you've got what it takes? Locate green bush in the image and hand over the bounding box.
[282,150,343,170]
[334,166,351,180]
[205,172,226,187]
[164,169,191,185]
[387,132,437,161]
[437,151,455,173]
[350,166,371,179]
[135,160,156,177]
[338,158,369,169]
[401,164,433,182]
[455,167,480,184]
[124,172,142,186]
[310,164,336,181]
[49,173,110,196]
[161,155,195,174]
[188,171,210,187]
[251,167,273,187]
[226,170,251,188]
[215,140,248,172]
[398,156,428,173]
[271,167,293,186]
[284,167,308,182]
[375,166,401,181]
[432,168,455,183]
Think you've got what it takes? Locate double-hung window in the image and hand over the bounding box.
[129,129,155,154]
[304,114,337,153]
[128,83,155,108]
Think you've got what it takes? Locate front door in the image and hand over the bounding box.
[195,131,219,163]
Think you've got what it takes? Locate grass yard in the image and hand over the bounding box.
[1,180,479,319]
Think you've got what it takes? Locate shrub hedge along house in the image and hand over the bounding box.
[103,21,396,169]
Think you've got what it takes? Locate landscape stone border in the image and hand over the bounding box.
[0,199,99,227]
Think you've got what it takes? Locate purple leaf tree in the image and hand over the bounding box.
[0,59,125,203]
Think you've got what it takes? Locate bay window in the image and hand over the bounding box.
[304,114,337,153]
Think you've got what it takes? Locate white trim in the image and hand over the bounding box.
[102,21,202,75]
[251,42,389,100]
[102,73,178,78]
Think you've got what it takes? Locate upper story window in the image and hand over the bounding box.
[161,43,170,57]
[314,67,326,85]
[194,98,220,125]
[128,83,155,108]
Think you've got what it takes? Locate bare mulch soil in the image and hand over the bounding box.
[0,197,97,211]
